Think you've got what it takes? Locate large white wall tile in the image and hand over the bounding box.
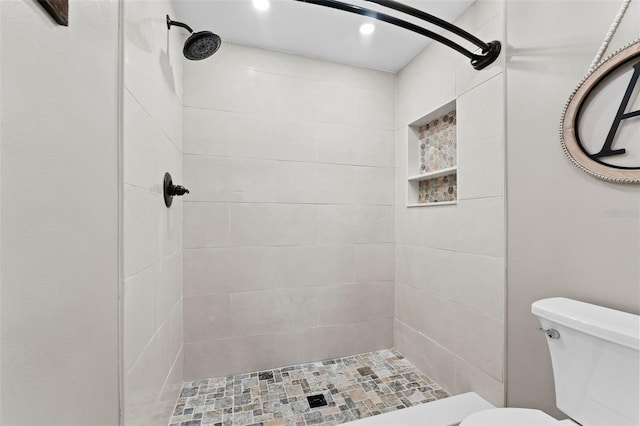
[354,86,395,131]
[418,197,504,257]
[317,282,395,325]
[394,283,422,331]
[274,245,354,287]
[316,123,396,168]
[354,206,394,243]
[231,288,319,336]
[184,294,231,342]
[157,349,184,425]
[124,90,161,193]
[395,207,420,246]
[124,185,161,278]
[183,202,230,248]
[318,81,359,125]
[451,253,504,320]
[418,293,457,351]
[183,247,275,295]
[268,327,330,369]
[154,251,183,329]
[457,74,504,146]
[124,0,183,147]
[449,303,504,381]
[184,156,275,202]
[393,320,456,393]
[317,205,357,244]
[125,321,174,425]
[317,204,394,244]
[168,300,184,367]
[228,114,319,162]
[355,243,395,282]
[184,64,277,115]
[355,167,395,205]
[160,198,182,258]
[396,43,456,129]
[183,107,230,156]
[272,161,316,204]
[316,164,356,204]
[124,265,158,374]
[396,245,453,298]
[229,203,317,247]
[455,356,505,407]
[184,334,273,380]
[458,136,504,200]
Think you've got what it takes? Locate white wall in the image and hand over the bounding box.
[394,0,506,406]
[123,1,183,424]
[181,42,396,380]
[0,1,120,424]
[505,0,640,417]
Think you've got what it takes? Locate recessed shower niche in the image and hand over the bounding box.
[406,100,458,207]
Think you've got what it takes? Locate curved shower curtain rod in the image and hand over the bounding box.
[293,0,501,70]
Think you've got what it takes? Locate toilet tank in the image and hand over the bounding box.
[532,298,639,426]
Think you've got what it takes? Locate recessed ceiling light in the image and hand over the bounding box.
[253,0,270,11]
[359,22,375,35]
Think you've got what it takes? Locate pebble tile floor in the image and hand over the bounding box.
[169,348,449,426]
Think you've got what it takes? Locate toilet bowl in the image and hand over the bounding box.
[461,298,640,426]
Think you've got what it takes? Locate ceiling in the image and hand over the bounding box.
[173,0,475,72]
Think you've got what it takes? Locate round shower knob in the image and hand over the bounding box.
[163,172,189,207]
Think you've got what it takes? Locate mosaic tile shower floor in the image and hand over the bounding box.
[169,348,449,426]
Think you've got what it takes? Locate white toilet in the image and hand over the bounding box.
[461,297,640,426]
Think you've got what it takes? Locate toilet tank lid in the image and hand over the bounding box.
[532,298,639,350]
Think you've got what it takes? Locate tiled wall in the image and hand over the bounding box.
[182,43,396,380]
[394,0,506,406]
[123,1,184,424]
[505,0,640,417]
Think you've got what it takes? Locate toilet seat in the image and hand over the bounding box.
[460,408,566,425]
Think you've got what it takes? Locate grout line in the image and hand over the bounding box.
[124,86,183,155]
[182,152,396,169]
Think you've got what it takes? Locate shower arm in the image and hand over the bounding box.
[293,0,501,70]
[166,15,193,34]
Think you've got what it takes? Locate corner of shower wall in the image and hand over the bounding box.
[394,0,507,408]
[122,0,184,424]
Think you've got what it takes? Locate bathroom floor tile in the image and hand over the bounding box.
[168,348,449,426]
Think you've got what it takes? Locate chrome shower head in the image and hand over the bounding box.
[166,15,221,61]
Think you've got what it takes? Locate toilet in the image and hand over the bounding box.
[461,297,640,426]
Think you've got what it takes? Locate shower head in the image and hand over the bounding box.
[166,15,221,61]
[183,31,222,61]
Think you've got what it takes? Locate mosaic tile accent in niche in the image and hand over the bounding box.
[418,174,457,204]
[419,110,456,174]
[168,349,449,426]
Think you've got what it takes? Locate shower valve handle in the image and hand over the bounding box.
[163,172,189,207]
[168,184,190,196]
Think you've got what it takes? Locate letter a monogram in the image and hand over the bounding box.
[592,61,640,159]
[561,41,640,183]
